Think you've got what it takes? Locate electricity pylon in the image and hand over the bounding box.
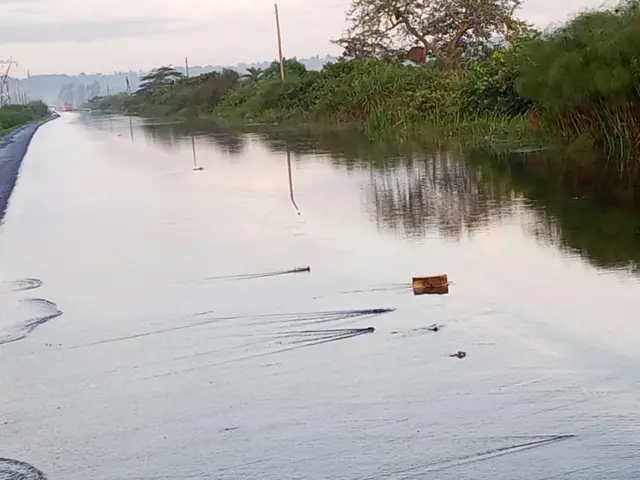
[0,58,18,106]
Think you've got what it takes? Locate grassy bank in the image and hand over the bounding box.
[214,56,539,140]
[0,102,50,138]
[90,55,538,141]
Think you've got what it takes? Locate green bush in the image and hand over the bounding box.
[0,101,50,132]
[216,59,320,121]
[455,50,532,117]
[216,56,531,135]
[515,0,640,176]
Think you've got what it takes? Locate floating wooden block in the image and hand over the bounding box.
[412,275,449,295]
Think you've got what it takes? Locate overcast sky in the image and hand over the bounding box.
[0,0,615,75]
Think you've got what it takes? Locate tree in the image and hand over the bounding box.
[333,0,526,68]
[57,83,75,104]
[192,69,241,107]
[136,66,183,94]
[262,58,308,80]
[87,80,101,99]
[76,84,87,104]
[242,67,264,83]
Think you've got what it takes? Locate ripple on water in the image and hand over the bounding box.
[0,458,47,480]
[0,278,43,294]
[0,296,62,346]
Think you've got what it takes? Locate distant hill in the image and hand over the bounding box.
[4,55,339,106]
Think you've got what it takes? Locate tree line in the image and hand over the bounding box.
[58,81,102,106]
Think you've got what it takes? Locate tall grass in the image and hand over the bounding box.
[216,57,534,142]
[515,0,640,184]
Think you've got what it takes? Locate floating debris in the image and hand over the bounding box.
[449,351,467,359]
[412,275,449,295]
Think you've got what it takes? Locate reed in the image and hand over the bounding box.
[515,0,640,183]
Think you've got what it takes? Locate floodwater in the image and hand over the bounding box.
[1,113,639,479]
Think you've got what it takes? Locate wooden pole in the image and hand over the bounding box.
[274,3,285,82]
[185,56,190,77]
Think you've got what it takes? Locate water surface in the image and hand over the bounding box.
[1,113,639,479]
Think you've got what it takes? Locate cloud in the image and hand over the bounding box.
[0,18,189,43]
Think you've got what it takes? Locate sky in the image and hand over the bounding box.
[0,0,616,76]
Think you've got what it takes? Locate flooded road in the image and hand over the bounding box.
[1,113,639,479]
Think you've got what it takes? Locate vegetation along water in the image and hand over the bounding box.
[0,101,50,138]
[88,0,640,204]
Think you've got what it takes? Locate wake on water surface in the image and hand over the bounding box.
[0,278,62,346]
[0,458,48,480]
[0,278,43,294]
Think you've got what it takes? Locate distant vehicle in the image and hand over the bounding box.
[63,103,73,112]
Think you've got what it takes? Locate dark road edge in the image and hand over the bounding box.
[0,114,60,226]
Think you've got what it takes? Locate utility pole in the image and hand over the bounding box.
[274,3,285,82]
[185,57,190,77]
[106,84,110,96]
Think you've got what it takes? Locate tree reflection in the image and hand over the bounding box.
[470,148,640,275]
[257,127,640,276]
[365,152,517,240]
